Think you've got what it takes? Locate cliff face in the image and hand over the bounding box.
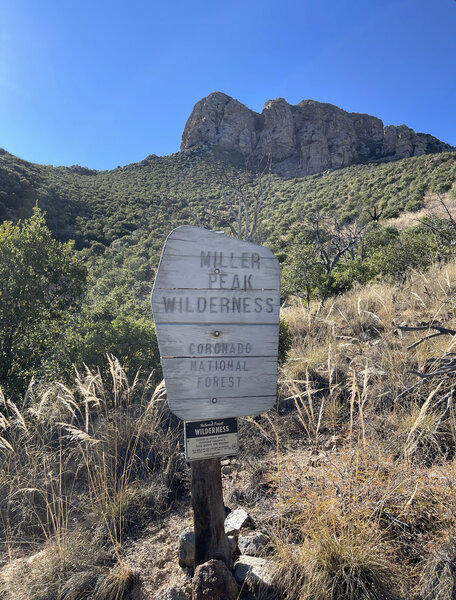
[181,92,453,176]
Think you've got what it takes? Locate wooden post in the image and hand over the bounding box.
[191,457,231,568]
[151,226,280,572]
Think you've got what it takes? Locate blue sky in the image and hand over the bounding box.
[1,0,455,170]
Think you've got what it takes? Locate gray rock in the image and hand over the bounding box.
[257,98,296,160]
[178,526,239,569]
[181,92,256,155]
[154,585,188,600]
[224,508,252,535]
[228,535,238,555]
[178,527,195,569]
[181,93,453,177]
[237,532,267,556]
[234,555,277,596]
[382,124,427,159]
[192,559,238,600]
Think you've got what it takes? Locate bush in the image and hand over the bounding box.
[279,318,292,364]
[81,314,161,378]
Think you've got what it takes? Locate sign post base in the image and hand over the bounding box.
[191,457,231,568]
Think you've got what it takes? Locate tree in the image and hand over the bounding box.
[0,207,87,397]
[281,244,326,306]
[309,213,368,280]
[218,157,271,242]
[283,213,369,302]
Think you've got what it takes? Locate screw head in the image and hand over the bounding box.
[212,398,217,404]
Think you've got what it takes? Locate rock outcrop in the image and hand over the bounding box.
[181,92,453,177]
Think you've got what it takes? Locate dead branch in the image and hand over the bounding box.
[398,324,456,350]
[396,323,456,405]
[438,195,456,232]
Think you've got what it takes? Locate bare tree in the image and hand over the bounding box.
[180,154,272,242]
[215,154,272,242]
[309,213,368,278]
[367,203,384,223]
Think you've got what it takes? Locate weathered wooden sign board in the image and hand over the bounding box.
[151,225,280,421]
[185,418,238,461]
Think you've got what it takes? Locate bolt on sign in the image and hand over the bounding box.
[151,226,280,421]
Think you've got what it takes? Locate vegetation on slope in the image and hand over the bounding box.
[1,147,455,250]
[0,147,455,395]
[0,209,87,395]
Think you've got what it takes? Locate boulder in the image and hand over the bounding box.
[178,527,238,569]
[234,555,277,596]
[192,559,238,600]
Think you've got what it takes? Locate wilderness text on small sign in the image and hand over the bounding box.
[185,418,238,461]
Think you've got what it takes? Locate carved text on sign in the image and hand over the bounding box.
[151,226,280,420]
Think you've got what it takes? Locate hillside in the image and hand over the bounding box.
[1,145,455,250]
[0,145,455,388]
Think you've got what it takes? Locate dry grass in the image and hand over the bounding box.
[247,261,456,599]
[2,260,456,599]
[0,357,184,599]
[282,262,456,410]
[420,531,456,600]
[93,563,137,600]
[274,527,399,600]
[385,187,456,230]
[263,438,456,598]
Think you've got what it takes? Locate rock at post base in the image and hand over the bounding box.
[234,555,277,597]
[192,559,238,600]
[178,527,195,569]
[237,532,267,556]
[224,508,253,535]
[227,535,238,555]
[178,526,239,571]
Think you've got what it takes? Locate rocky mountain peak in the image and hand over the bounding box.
[181,92,453,177]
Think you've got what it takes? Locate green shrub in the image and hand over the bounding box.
[279,318,292,364]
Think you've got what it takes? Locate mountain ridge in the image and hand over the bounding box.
[181,92,453,177]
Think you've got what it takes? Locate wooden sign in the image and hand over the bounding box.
[185,418,238,461]
[151,225,280,421]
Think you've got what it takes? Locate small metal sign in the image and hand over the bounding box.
[185,418,238,461]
